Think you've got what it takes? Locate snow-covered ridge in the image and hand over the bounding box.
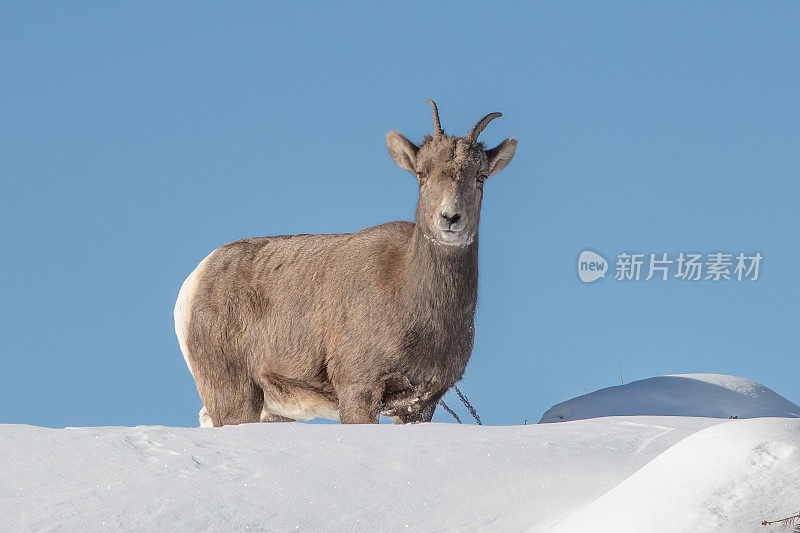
[2,375,798,532]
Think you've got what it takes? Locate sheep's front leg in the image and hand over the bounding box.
[392,400,437,424]
[337,385,381,424]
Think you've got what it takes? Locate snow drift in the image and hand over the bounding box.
[550,417,800,532]
[539,373,800,423]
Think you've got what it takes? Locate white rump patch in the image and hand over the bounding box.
[174,252,214,376]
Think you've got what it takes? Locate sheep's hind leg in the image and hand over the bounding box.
[198,406,213,428]
[196,368,264,427]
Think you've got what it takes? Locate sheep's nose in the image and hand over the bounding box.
[440,211,461,226]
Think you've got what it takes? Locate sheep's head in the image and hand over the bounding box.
[387,100,517,247]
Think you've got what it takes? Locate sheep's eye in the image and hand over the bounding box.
[416,171,426,183]
[477,174,488,184]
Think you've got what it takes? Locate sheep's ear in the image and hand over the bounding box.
[486,138,517,176]
[386,131,419,173]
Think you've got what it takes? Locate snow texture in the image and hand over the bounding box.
[1,374,797,532]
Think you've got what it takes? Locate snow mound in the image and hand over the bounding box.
[539,374,800,423]
[550,418,800,532]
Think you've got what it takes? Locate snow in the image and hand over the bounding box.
[2,375,798,532]
[540,373,800,423]
[550,418,800,532]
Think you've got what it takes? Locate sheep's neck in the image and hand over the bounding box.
[402,225,479,324]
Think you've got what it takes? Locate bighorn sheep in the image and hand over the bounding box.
[174,100,517,426]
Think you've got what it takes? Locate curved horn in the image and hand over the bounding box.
[467,112,502,142]
[426,99,443,139]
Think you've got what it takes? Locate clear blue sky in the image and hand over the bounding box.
[2,3,798,427]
